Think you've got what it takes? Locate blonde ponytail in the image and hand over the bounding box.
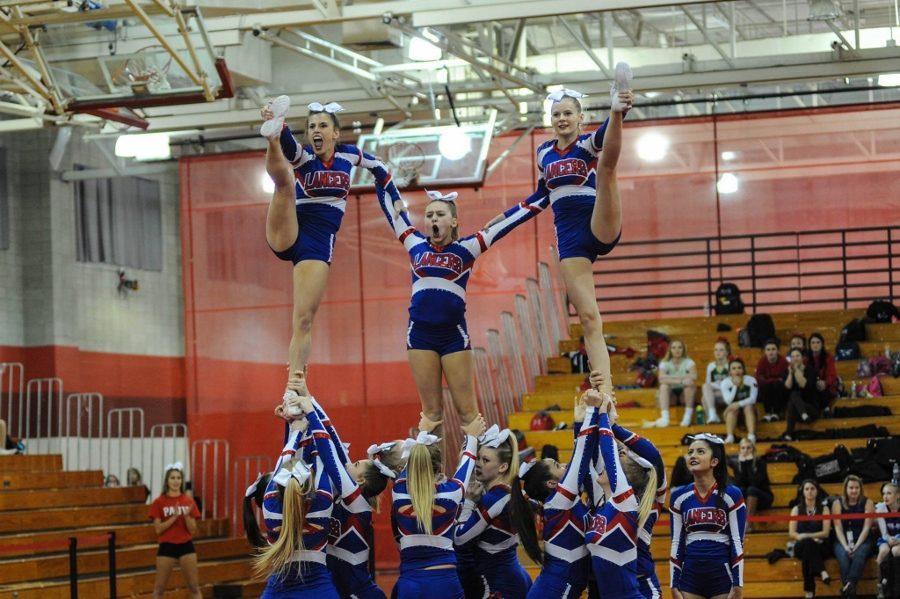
[407,443,438,535]
[252,476,310,580]
[636,467,658,530]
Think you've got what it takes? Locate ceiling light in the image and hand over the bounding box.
[808,0,841,21]
[114,132,170,161]
[261,173,275,194]
[636,131,669,162]
[408,36,441,61]
[717,172,739,194]
[518,101,528,114]
[438,127,471,161]
[878,73,900,86]
[644,91,660,98]
[721,151,736,161]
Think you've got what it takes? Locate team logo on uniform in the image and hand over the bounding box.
[414,252,463,274]
[304,170,351,191]
[685,507,727,528]
[545,158,588,181]
[589,514,607,535]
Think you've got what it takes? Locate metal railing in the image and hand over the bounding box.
[150,423,189,498]
[64,393,104,471]
[232,455,269,538]
[583,226,899,318]
[104,407,146,485]
[0,362,24,438]
[25,377,64,455]
[191,439,230,520]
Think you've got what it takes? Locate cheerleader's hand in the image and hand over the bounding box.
[461,414,486,438]
[418,412,443,434]
[574,395,587,423]
[671,590,684,599]
[260,104,275,121]
[465,480,485,502]
[727,587,743,599]
[581,388,603,407]
[588,370,604,390]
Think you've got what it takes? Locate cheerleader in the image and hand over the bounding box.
[374,186,548,429]
[251,407,338,598]
[149,463,202,599]
[584,392,657,599]
[591,368,668,599]
[876,482,900,599]
[485,64,634,400]
[260,98,402,392]
[454,425,541,598]
[669,434,747,599]
[521,392,600,599]
[391,414,486,598]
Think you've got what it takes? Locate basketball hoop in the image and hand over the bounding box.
[386,141,425,189]
[111,46,173,95]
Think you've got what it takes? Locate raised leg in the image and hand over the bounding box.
[590,110,623,245]
[265,137,299,252]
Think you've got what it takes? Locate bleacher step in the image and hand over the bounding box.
[0,504,150,534]
[0,486,148,512]
[1,470,103,491]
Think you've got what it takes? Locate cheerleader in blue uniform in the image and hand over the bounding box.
[375,185,548,429]
[250,408,338,598]
[669,434,747,599]
[520,392,600,599]
[485,65,633,402]
[583,391,658,599]
[261,98,402,393]
[454,426,541,598]
[391,415,486,599]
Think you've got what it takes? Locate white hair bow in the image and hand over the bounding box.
[688,433,725,446]
[415,430,440,446]
[399,438,417,459]
[624,449,653,470]
[367,441,399,478]
[546,88,588,103]
[308,101,344,114]
[518,459,537,478]
[424,189,458,203]
[165,462,183,472]
[479,425,513,449]
[273,460,312,488]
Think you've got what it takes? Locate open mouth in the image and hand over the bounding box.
[432,224,439,236]
[689,459,700,467]
[312,135,323,152]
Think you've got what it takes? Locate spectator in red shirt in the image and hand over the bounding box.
[756,339,789,422]
[808,332,838,405]
[149,463,201,599]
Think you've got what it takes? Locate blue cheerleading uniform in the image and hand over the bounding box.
[273,125,401,265]
[526,406,598,599]
[260,426,339,599]
[390,435,478,599]
[613,424,666,599]
[531,119,621,262]
[454,483,532,598]
[584,411,642,599]
[376,186,548,355]
[305,403,386,599]
[876,501,900,547]
[669,482,747,598]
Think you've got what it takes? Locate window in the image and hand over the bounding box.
[0,149,8,250]
[74,171,162,270]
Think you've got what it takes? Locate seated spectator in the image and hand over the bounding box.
[652,339,697,427]
[782,348,822,441]
[0,418,18,456]
[700,338,732,425]
[790,333,807,355]
[808,332,838,409]
[789,479,832,598]
[756,339,789,422]
[731,437,772,530]
[875,482,900,599]
[127,467,151,500]
[720,358,758,444]
[105,474,121,487]
[832,474,876,599]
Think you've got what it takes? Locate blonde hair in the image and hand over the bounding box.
[619,445,658,530]
[407,443,441,535]
[636,468,658,529]
[252,476,311,580]
[664,339,688,362]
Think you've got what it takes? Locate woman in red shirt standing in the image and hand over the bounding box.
[149,463,202,598]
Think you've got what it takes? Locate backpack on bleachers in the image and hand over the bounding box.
[869,355,892,376]
[744,313,775,348]
[794,445,852,484]
[865,299,899,323]
[646,330,669,360]
[835,341,860,361]
[714,282,744,315]
[839,318,867,343]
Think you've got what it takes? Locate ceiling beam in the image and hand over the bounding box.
[557,16,611,77]
[680,6,734,68]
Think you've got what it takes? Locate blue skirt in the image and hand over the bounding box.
[261,561,341,599]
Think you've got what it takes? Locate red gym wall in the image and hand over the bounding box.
[179,104,900,564]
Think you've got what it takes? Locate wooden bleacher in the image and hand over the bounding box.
[0,454,254,599]
[514,308,897,598]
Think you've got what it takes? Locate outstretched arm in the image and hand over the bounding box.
[547,406,598,512]
[599,411,637,511]
[375,184,424,252]
[355,148,402,204]
[278,124,310,167]
[483,179,548,229]
[612,423,667,501]
[460,194,549,258]
[304,402,368,512]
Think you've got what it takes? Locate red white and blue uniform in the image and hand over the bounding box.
[391,435,478,599]
[531,119,621,262]
[454,483,532,598]
[669,482,747,598]
[376,186,548,355]
[613,424,666,599]
[584,412,642,599]
[876,501,900,547]
[526,407,598,599]
[305,403,386,599]
[273,125,401,265]
[261,426,339,599]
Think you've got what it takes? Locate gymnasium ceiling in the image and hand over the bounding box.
[2,0,900,158]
